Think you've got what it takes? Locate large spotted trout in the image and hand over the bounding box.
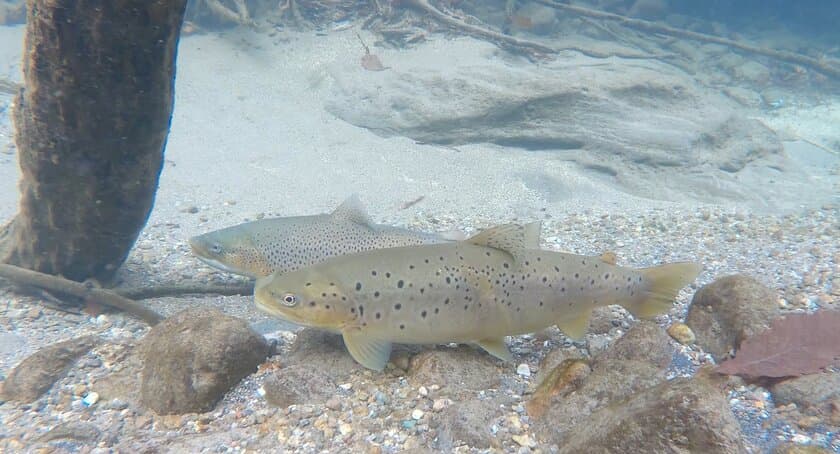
[189,195,461,278]
[254,222,701,371]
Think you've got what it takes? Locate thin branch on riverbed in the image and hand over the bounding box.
[0,264,164,326]
[114,282,255,300]
[533,0,840,79]
[403,0,555,58]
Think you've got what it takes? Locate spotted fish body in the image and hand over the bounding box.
[188,195,458,278]
[254,222,702,371]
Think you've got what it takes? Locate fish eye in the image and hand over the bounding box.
[209,243,223,254]
[280,293,298,307]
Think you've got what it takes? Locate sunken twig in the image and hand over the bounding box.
[403,0,555,57]
[533,0,840,79]
[115,282,255,300]
[0,264,164,325]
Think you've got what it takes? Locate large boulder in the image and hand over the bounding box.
[553,375,747,453]
[685,274,780,360]
[139,308,270,414]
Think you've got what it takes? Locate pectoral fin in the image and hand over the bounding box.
[476,337,513,362]
[556,309,593,340]
[342,330,392,371]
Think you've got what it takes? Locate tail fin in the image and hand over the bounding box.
[625,262,702,319]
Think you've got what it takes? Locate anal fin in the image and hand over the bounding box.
[476,337,513,362]
[342,330,392,371]
[556,308,593,340]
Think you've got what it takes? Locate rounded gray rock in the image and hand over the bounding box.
[685,274,780,360]
[139,308,270,414]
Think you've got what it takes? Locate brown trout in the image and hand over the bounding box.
[254,222,701,371]
[189,195,461,278]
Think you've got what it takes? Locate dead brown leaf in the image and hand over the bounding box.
[716,310,840,379]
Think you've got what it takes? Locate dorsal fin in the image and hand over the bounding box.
[330,194,374,227]
[465,222,541,262]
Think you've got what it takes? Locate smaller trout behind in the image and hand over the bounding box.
[189,195,461,278]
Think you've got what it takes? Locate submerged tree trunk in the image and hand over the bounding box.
[0,0,188,282]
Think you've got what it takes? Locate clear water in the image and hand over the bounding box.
[0,1,838,452]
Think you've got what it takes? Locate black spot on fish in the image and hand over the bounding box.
[309,301,316,307]
[421,310,427,318]
[326,305,330,309]
[485,251,491,256]
[590,279,595,285]
[351,307,356,313]
[424,259,429,264]
[305,282,312,286]
[605,273,610,280]
[395,303,402,310]
[444,298,450,305]
[397,280,404,288]
[355,282,362,291]
[409,265,415,270]
[525,261,530,266]
[561,287,566,292]
[554,266,560,272]
[434,308,439,314]
[464,305,468,310]
[446,277,451,284]
[539,301,544,306]
[420,288,425,294]
[359,306,364,316]
[503,263,510,269]
[439,256,444,261]
[375,312,381,319]
[542,276,547,283]
[371,270,377,276]
[400,324,405,330]
[582,260,586,265]
[341,296,347,301]
[374,291,380,298]
[574,273,579,279]
[386,272,391,278]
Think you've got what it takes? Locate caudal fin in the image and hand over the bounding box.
[625,262,702,319]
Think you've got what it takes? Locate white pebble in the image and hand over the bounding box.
[418,386,429,397]
[432,399,450,412]
[256,386,266,397]
[338,423,353,436]
[411,409,424,420]
[512,434,536,448]
[791,434,812,445]
[516,363,531,377]
[339,383,353,391]
[82,392,100,406]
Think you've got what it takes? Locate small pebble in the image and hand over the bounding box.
[418,386,428,397]
[411,409,424,420]
[432,399,451,412]
[338,423,353,436]
[82,392,100,407]
[512,434,536,448]
[339,383,353,391]
[791,434,812,445]
[666,323,696,345]
[516,363,531,377]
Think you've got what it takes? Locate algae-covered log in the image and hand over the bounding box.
[0,0,188,282]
